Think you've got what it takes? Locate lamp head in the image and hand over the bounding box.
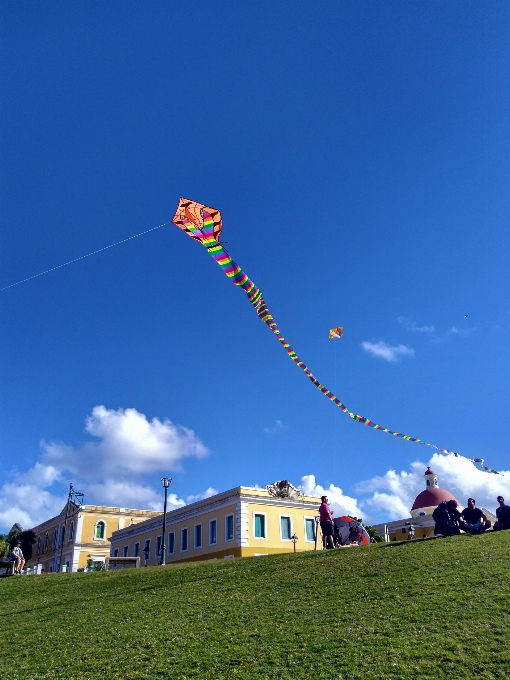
[161,478,172,489]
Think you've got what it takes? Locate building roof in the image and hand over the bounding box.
[411,487,459,511]
[424,467,436,476]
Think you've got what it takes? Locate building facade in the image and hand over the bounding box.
[372,467,496,541]
[109,481,322,566]
[25,503,160,572]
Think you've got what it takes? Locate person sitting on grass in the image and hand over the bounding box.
[319,495,335,550]
[494,496,510,531]
[432,500,461,537]
[10,541,25,574]
[344,523,362,546]
[459,498,491,534]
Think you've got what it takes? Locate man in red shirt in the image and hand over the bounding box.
[319,495,335,549]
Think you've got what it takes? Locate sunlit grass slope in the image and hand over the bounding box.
[1,532,509,680]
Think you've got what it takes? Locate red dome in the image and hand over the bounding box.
[411,487,459,511]
[424,467,436,476]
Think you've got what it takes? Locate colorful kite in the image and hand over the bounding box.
[172,198,501,475]
[329,326,344,341]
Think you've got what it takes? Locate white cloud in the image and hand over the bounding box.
[186,487,219,504]
[397,317,435,334]
[0,482,66,532]
[85,481,186,512]
[357,453,510,520]
[361,341,415,363]
[0,406,210,532]
[447,326,476,337]
[42,405,208,480]
[263,419,285,434]
[300,474,364,520]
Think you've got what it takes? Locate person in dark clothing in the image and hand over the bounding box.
[432,500,461,537]
[494,496,510,531]
[460,498,491,534]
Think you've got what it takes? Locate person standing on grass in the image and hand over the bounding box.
[10,541,25,574]
[494,496,510,531]
[459,498,491,534]
[432,500,461,537]
[319,495,335,549]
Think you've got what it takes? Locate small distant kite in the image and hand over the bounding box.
[329,326,344,341]
[172,197,501,475]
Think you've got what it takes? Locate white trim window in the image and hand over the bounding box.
[181,527,188,552]
[43,532,49,552]
[94,521,106,540]
[68,520,75,542]
[168,531,175,555]
[36,536,41,554]
[280,515,292,541]
[253,513,267,539]
[134,542,140,557]
[156,535,162,557]
[59,524,66,546]
[209,519,217,546]
[52,530,58,550]
[194,523,202,549]
[304,517,316,542]
[123,546,129,557]
[113,548,119,557]
[225,514,234,542]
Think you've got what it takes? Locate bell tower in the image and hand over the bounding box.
[424,467,438,488]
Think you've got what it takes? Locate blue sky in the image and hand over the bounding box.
[1,2,509,532]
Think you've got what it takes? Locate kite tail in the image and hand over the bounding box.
[201,240,501,474]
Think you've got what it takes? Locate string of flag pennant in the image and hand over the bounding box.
[172,198,502,475]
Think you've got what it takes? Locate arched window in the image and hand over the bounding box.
[60,524,66,546]
[43,532,49,551]
[68,521,75,542]
[94,521,106,540]
[52,529,58,549]
[36,536,41,554]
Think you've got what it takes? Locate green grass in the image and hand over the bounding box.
[1,532,509,680]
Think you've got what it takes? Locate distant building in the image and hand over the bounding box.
[109,480,321,566]
[372,467,496,540]
[24,503,160,572]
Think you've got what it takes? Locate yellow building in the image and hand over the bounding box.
[25,502,160,572]
[372,467,496,541]
[109,480,322,566]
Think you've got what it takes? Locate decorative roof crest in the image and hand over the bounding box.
[265,479,301,499]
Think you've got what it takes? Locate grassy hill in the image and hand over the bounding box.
[1,531,509,680]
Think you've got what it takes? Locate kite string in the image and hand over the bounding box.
[0,222,169,292]
[200,238,502,475]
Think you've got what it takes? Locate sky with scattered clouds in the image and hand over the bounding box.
[1,3,509,532]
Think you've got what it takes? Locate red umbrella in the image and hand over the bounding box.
[333,516,370,546]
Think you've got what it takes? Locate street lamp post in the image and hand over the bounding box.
[160,478,172,566]
[291,534,298,553]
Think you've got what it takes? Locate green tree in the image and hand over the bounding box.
[0,534,10,558]
[87,559,104,572]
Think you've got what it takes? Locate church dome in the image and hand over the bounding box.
[411,487,458,511]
